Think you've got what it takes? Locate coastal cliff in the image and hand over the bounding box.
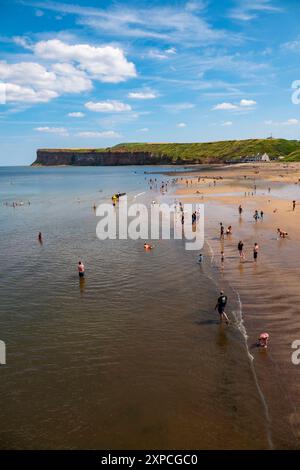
[33,149,175,166]
[32,139,300,166]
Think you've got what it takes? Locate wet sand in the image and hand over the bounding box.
[173,163,300,448]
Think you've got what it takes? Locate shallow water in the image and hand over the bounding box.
[0,166,271,449]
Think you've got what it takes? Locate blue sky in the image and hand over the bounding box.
[1,0,300,165]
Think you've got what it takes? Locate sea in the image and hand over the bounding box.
[0,165,286,449]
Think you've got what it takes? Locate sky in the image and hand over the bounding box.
[1,0,300,165]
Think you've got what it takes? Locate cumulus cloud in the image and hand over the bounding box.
[33,39,136,83]
[128,91,157,99]
[1,38,136,105]
[68,112,85,117]
[4,83,58,103]
[77,130,120,138]
[177,122,187,127]
[85,100,132,113]
[0,60,92,103]
[34,126,69,135]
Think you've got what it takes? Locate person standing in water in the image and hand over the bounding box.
[253,243,259,262]
[78,261,85,278]
[215,291,229,324]
[238,205,243,215]
[38,232,43,244]
[238,240,245,259]
[220,222,224,239]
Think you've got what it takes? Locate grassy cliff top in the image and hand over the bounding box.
[38,139,300,161]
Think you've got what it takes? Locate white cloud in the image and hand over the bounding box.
[35,126,69,136]
[213,102,238,110]
[128,91,157,99]
[240,99,257,106]
[4,83,58,103]
[229,0,282,21]
[177,122,187,127]
[221,121,233,126]
[213,99,257,111]
[265,118,300,126]
[68,112,85,117]
[85,100,132,113]
[282,38,300,52]
[165,47,177,55]
[25,2,225,45]
[77,130,120,138]
[0,60,92,103]
[138,128,149,132]
[33,39,136,83]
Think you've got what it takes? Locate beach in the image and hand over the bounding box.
[172,162,300,448]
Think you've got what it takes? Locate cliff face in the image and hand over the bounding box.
[33,150,175,166]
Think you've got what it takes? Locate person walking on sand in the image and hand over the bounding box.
[38,232,42,243]
[238,205,243,215]
[238,240,245,259]
[293,200,296,211]
[215,291,229,324]
[253,243,259,262]
[253,210,259,222]
[78,261,85,278]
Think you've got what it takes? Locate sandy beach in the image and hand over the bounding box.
[172,162,300,448]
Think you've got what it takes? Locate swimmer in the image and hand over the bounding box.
[257,332,269,349]
[144,242,153,250]
[78,261,85,278]
[215,291,229,324]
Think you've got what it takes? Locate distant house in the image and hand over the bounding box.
[261,152,270,162]
[226,152,271,164]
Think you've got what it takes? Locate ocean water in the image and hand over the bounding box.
[0,166,271,449]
